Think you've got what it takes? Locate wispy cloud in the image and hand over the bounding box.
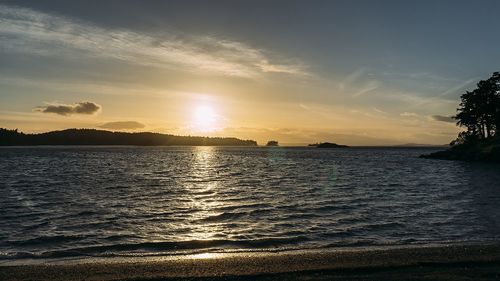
[437,78,478,97]
[34,101,101,116]
[298,103,310,110]
[339,67,367,89]
[413,78,478,107]
[0,4,308,78]
[381,71,460,83]
[400,112,419,117]
[0,76,182,98]
[352,80,381,97]
[98,121,145,130]
[372,107,389,115]
[257,60,309,76]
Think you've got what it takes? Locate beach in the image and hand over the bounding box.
[2,244,500,280]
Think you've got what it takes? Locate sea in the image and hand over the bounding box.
[1,146,500,261]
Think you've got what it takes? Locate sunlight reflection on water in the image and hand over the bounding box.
[185,146,225,241]
[1,146,500,260]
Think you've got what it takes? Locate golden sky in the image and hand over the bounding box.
[2,2,496,145]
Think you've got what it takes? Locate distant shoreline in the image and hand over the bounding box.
[0,144,447,148]
[1,243,499,280]
[421,137,500,162]
[0,128,257,146]
[1,128,451,148]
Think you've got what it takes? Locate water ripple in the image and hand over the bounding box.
[1,146,500,259]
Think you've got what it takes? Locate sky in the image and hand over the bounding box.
[1,0,500,145]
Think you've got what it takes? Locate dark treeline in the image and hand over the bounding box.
[0,128,257,146]
[422,72,500,161]
[454,72,500,144]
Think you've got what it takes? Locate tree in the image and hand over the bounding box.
[455,72,500,141]
[266,140,279,146]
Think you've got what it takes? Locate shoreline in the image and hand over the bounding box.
[420,137,500,162]
[1,243,500,280]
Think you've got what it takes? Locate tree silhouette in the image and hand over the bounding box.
[0,128,257,146]
[266,140,279,146]
[454,72,500,144]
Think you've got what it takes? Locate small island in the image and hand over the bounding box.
[266,140,279,146]
[421,72,500,162]
[308,142,349,148]
[0,128,258,146]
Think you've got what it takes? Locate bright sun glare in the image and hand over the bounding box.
[191,105,219,132]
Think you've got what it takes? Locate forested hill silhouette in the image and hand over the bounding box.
[422,72,500,162]
[0,128,257,146]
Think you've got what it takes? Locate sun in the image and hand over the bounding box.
[191,105,219,132]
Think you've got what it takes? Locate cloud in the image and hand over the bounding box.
[400,112,419,117]
[339,67,367,90]
[429,115,455,123]
[257,60,309,76]
[0,4,308,78]
[438,78,477,97]
[413,78,478,106]
[98,121,145,130]
[299,103,310,110]
[352,80,381,97]
[372,107,388,115]
[35,102,101,116]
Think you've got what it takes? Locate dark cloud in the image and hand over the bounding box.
[35,102,101,116]
[430,115,455,123]
[98,121,145,130]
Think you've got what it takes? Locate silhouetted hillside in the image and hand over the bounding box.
[0,128,257,146]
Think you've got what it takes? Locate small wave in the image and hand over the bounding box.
[7,234,87,246]
[0,237,311,260]
[105,185,130,190]
[51,210,102,221]
[198,212,247,223]
[217,203,270,211]
[311,205,347,213]
[190,190,216,195]
[102,234,143,241]
[364,222,404,230]
[281,212,321,220]
[19,220,50,231]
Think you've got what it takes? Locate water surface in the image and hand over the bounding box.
[1,146,499,260]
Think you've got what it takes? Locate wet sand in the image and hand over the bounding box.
[1,244,500,281]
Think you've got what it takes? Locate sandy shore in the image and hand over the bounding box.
[1,244,500,280]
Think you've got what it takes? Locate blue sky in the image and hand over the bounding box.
[1,0,499,144]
